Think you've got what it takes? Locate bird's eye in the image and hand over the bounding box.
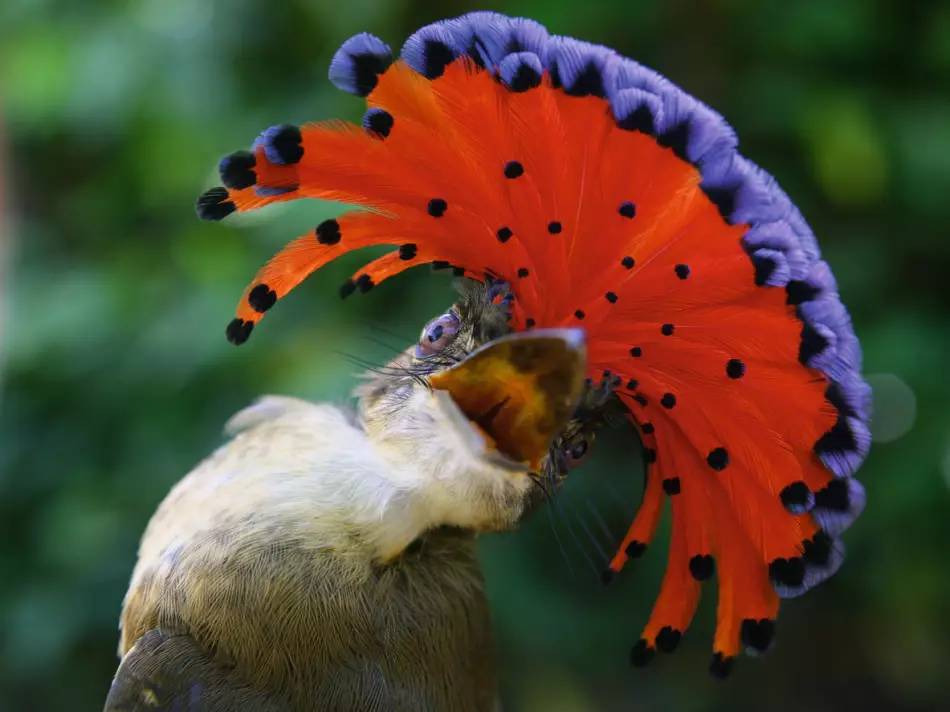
[416,311,461,357]
[567,434,594,467]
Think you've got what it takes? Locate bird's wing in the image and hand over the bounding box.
[222,395,326,437]
[103,628,285,712]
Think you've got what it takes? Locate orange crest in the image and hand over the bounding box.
[196,12,870,677]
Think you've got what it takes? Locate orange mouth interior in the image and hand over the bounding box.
[428,330,587,470]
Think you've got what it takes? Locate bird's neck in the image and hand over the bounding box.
[204,396,436,563]
[219,394,528,563]
[358,387,536,546]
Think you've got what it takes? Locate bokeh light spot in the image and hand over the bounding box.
[865,372,916,443]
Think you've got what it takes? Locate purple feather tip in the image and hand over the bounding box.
[774,536,846,599]
[328,32,393,97]
[401,20,465,79]
[402,13,550,76]
[543,37,620,99]
[497,52,544,92]
[611,88,663,135]
[741,222,809,282]
[812,478,867,535]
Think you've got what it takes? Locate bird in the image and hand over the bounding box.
[105,11,871,711]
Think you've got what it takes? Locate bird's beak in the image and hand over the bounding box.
[428,329,587,472]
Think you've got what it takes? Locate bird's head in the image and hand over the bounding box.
[355,278,616,533]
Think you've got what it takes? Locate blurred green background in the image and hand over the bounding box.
[2,0,950,710]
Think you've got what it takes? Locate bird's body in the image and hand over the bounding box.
[110,396,517,711]
[107,10,872,710]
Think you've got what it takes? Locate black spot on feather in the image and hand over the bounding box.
[616,105,656,135]
[504,161,524,179]
[225,318,253,345]
[752,253,778,286]
[662,477,680,495]
[769,557,806,587]
[564,62,606,98]
[625,540,646,558]
[427,198,448,217]
[657,121,690,162]
[726,358,745,379]
[689,554,715,581]
[741,619,775,653]
[465,36,489,69]
[421,40,456,79]
[826,381,858,418]
[803,530,833,567]
[398,243,417,260]
[248,284,277,313]
[701,184,737,221]
[356,273,374,293]
[350,53,392,96]
[799,321,831,365]
[655,627,681,654]
[707,447,729,470]
[316,219,342,245]
[813,478,851,511]
[267,124,304,165]
[786,279,821,305]
[780,481,812,511]
[363,108,394,138]
[709,653,733,680]
[504,38,525,54]
[508,63,542,92]
[814,417,858,460]
[196,187,235,222]
[219,151,256,190]
[547,58,563,89]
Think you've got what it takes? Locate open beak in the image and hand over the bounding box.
[428,329,587,472]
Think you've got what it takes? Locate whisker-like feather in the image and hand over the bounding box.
[559,491,609,565]
[358,333,411,357]
[582,493,616,546]
[546,499,576,577]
